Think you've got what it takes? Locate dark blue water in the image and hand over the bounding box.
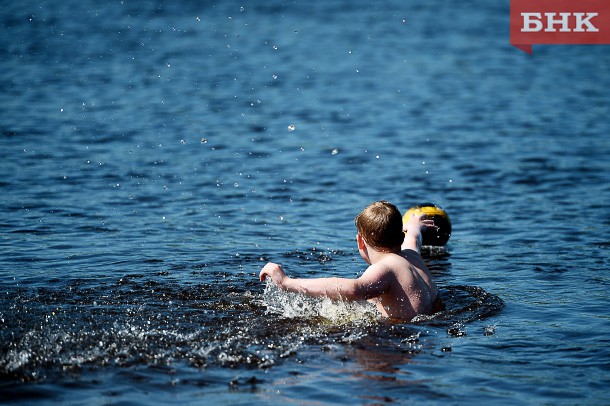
[1,1,609,404]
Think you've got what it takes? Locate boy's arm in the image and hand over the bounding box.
[401,214,436,254]
[260,262,390,301]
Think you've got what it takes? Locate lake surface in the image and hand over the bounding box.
[1,0,609,404]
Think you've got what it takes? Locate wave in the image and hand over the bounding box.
[0,275,502,383]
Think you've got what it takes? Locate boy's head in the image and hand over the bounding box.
[354,201,404,251]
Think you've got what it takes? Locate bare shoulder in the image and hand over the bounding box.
[399,249,437,294]
[367,253,416,281]
[399,248,427,269]
[360,261,393,279]
[358,259,402,287]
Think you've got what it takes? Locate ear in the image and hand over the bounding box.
[356,234,366,250]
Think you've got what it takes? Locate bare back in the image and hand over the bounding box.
[364,249,438,320]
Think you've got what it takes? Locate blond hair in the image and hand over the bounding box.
[354,201,404,250]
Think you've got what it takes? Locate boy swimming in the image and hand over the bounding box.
[259,201,440,321]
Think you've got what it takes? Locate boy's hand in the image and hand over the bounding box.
[402,213,438,253]
[403,213,437,234]
[259,262,287,288]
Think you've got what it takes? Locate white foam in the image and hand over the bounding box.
[262,280,380,324]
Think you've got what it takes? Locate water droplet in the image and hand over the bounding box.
[287,124,295,131]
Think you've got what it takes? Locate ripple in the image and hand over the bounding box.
[0,275,502,384]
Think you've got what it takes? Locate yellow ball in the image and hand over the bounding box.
[403,203,451,246]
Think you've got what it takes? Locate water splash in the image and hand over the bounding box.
[0,275,502,383]
[262,280,379,324]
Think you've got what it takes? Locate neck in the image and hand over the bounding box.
[366,245,400,264]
